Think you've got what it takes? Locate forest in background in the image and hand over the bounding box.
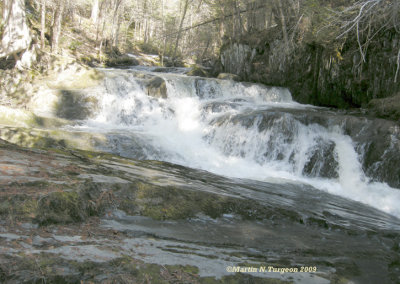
[0,0,397,65]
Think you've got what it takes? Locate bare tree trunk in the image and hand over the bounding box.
[98,19,106,59]
[161,0,165,35]
[138,22,142,41]
[149,2,154,40]
[148,19,153,43]
[267,8,273,28]
[144,18,148,43]
[173,0,189,60]
[91,0,99,24]
[114,13,121,47]
[40,0,46,49]
[124,16,134,46]
[218,19,225,46]
[234,0,244,35]
[133,22,137,41]
[111,0,122,48]
[142,0,148,43]
[51,0,65,53]
[160,0,165,65]
[247,1,256,32]
[95,0,106,42]
[199,37,210,63]
[276,0,289,51]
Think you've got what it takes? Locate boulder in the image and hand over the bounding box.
[185,65,210,77]
[145,76,167,99]
[367,94,400,121]
[217,73,241,81]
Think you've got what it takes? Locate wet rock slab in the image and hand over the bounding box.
[0,139,399,283]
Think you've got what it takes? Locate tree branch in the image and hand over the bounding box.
[160,2,268,40]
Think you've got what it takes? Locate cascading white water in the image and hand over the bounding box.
[78,68,400,218]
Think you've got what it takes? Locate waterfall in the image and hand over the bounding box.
[75,67,400,218]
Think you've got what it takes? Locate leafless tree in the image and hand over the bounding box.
[330,0,399,63]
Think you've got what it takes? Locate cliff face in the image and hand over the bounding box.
[217,27,400,111]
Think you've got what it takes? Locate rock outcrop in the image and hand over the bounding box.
[216,28,400,112]
[367,93,400,121]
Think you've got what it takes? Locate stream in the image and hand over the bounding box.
[21,66,400,283]
[72,66,400,218]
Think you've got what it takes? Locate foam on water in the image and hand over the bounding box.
[80,69,400,218]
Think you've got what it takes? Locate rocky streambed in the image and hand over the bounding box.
[0,138,400,283]
[0,64,400,283]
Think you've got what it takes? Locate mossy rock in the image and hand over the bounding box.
[145,76,167,99]
[79,55,100,67]
[36,191,86,225]
[36,181,117,225]
[367,94,400,121]
[0,127,63,149]
[105,55,139,67]
[0,194,38,221]
[118,182,293,221]
[0,106,70,129]
[186,65,211,77]
[46,68,105,90]
[217,73,241,81]
[0,125,108,152]
[0,106,36,128]
[1,253,290,283]
[164,57,185,67]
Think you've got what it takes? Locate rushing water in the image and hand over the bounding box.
[72,67,400,219]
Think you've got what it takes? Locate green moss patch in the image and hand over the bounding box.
[37,191,86,225]
[0,253,291,284]
[118,182,301,222]
[105,55,139,67]
[0,195,38,221]
[186,65,211,77]
[0,126,107,152]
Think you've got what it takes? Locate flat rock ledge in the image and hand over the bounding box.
[0,139,399,283]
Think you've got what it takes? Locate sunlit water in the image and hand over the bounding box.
[72,67,400,218]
